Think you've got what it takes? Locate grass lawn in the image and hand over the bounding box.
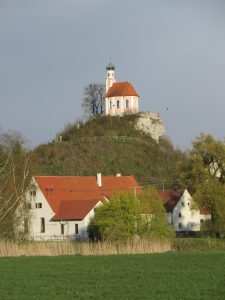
[1,252,225,300]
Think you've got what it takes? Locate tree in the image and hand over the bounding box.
[82,83,105,117]
[0,131,31,238]
[177,133,225,236]
[88,192,141,241]
[177,134,225,191]
[88,188,173,241]
[194,179,225,237]
[139,187,174,238]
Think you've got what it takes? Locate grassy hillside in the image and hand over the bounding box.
[32,115,184,188]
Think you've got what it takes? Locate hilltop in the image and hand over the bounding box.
[31,114,184,188]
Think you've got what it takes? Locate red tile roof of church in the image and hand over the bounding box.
[105,82,139,97]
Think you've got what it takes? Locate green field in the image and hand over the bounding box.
[1,252,225,299]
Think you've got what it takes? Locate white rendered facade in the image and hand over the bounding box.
[26,178,101,240]
[166,190,211,232]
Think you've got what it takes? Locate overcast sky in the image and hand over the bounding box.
[1,0,225,150]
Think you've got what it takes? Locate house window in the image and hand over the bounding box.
[40,218,45,233]
[126,99,129,108]
[178,213,181,218]
[75,224,79,235]
[61,224,64,235]
[200,219,204,223]
[116,100,120,109]
[35,203,42,209]
[178,223,182,229]
[110,101,112,109]
[181,202,184,207]
[30,190,36,196]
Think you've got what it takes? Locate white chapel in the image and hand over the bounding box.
[105,62,139,116]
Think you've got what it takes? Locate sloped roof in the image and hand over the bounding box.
[105,82,139,98]
[200,208,211,215]
[52,199,100,220]
[34,175,140,220]
[158,190,184,212]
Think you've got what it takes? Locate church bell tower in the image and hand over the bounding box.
[106,62,115,93]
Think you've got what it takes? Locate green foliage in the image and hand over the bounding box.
[177,133,225,236]
[172,237,225,251]
[88,192,142,241]
[32,115,184,189]
[139,188,174,238]
[88,189,173,241]
[177,133,225,191]
[194,180,225,237]
[1,253,225,299]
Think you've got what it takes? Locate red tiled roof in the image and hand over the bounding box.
[34,175,140,219]
[158,190,184,212]
[52,199,100,220]
[105,82,139,98]
[200,208,211,215]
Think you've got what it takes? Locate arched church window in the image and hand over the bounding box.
[126,99,129,108]
[110,101,112,109]
[108,73,110,77]
[117,100,120,109]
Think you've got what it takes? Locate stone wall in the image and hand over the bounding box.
[135,112,165,142]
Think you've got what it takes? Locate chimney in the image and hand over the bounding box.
[116,173,121,177]
[97,173,102,187]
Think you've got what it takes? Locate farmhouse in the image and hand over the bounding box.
[105,62,139,116]
[159,189,211,233]
[25,174,139,240]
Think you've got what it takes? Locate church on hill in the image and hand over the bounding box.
[105,62,139,116]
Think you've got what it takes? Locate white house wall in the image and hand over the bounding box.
[27,179,102,240]
[172,190,200,232]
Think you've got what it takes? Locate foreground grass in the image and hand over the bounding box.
[0,252,225,299]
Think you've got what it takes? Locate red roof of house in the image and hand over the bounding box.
[52,199,100,220]
[105,82,139,98]
[200,208,211,215]
[34,175,140,220]
[158,190,184,212]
